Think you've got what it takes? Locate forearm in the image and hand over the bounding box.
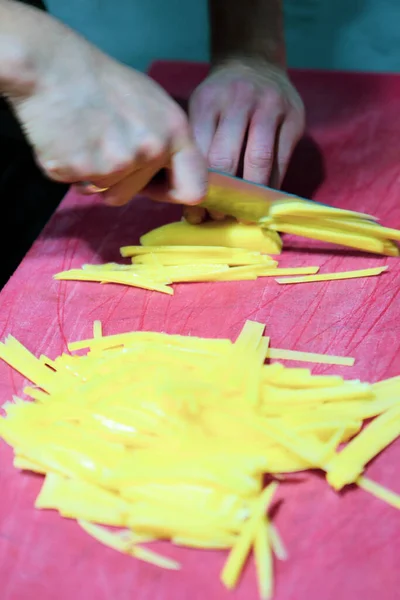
[208,0,286,68]
[0,0,72,96]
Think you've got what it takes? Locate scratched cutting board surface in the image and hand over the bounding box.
[0,62,400,600]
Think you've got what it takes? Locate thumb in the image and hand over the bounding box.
[168,137,208,205]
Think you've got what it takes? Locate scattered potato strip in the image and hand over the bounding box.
[265,347,355,367]
[0,320,399,599]
[55,241,389,294]
[276,266,388,285]
[54,243,324,293]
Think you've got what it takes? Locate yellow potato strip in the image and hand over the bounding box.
[221,483,278,590]
[266,347,355,366]
[357,476,400,509]
[281,215,400,243]
[254,519,273,600]
[268,222,385,254]
[54,269,173,295]
[93,320,103,339]
[276,266,387,285]
[120,245,272,258]
[267,199,379,222]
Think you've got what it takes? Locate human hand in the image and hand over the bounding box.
[186,59,305,222]
[4,12,207,207]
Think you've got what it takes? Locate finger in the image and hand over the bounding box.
[208,103,252,175]
[183,206,207,224]
[208,210,226,221]
[40,132,166,190]
[243,107,283,185]
[168,140,208,205]
[102,161,163,207]
[276,110,305,186]
[189,93,220,158]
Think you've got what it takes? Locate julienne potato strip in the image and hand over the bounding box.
[262,201,400,256]
[55,217,393,294]
[266,200,379,222]
[268,221,386,254]
[0,320,399,600]
[272,215,400,243]
[53,269,174,295]
[276,266,388,285]
[54,243,325,293]
[265,347,355,367]
[120,245,274,260]
[54,245,389,294]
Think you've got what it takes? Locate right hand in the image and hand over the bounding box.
[4,15,207,206]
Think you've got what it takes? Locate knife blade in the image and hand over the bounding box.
[202,170,377,225]
[200,169,301,223]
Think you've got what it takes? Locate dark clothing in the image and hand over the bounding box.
[0,0,68,289]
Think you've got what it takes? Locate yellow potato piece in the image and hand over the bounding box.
[140,218,282,254]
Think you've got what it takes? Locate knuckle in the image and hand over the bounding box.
[247,147,274,168]
[169,106,189,131]
[259,87,284,109]
[50,155,93,180]
[139,135,166,161]
[230,80,256,104]
[96,136,133,175]
[208,154,235,173]
[95,153,131,178]
[108,153,133,174]
[190,84,218,112]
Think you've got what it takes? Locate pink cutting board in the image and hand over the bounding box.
[0,61,399,600]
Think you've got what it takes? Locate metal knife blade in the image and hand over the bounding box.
[200,169,300,223]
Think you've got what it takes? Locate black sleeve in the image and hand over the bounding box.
[0,0,68,289]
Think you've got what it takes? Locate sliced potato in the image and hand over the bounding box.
[140,218,282,254]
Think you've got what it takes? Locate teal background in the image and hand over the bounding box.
[45,0,400,73]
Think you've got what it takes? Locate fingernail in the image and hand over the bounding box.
[209,210,225,221]
[183,206,206,224]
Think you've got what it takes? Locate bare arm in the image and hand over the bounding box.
[0,0,72,96]
[208,0,286,68]
[0,0,206,205]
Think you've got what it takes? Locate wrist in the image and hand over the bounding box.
[211,46,286,71]
[210,56,287,78]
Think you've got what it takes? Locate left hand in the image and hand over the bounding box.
[187,59,305,222]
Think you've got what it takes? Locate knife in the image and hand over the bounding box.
[201,169,305,223]
[202,169,378,225]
